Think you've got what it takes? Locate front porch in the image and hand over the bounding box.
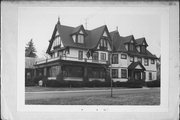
[34,59,109,82]
[128,62,146,82]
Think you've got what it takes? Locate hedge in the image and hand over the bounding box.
[146,80,160,87]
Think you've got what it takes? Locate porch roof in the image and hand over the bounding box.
[128,62,146,70]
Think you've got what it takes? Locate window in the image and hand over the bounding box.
[144,58,149,66]
[112,54,118,64]
[149,72,152,80]
[121,69,127,78]
[77,34,84,43]
[78,51,83,60]
[121,54,127,59]
[92,52,98,60]
[52,36,61,49]
[112,69,118,78]
[100,53,106,61]
[151,59,155,64]
[99,39,107,50]
[129,44,134,51]
[141,46,146,53]
[138,57,142,63]
[130,56,134,62]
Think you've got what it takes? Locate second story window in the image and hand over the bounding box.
[144,58,149,66]
[78,51,83,60]
[138,57,142,63]
[121,54,127,59]
[92,52,98,61]
[100,53,106,61]
[151,59,155,64]
[112,54,118,64]
[130,56,134,62]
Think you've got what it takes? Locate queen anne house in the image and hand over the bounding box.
[34,18,158,84]
[34,18,112,82]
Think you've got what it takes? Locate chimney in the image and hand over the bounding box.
[58,16,61,25]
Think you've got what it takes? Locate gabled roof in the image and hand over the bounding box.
[47,21,111,54]
[110,31,157,59]
[135,37,148,46]
[128,62,146,70]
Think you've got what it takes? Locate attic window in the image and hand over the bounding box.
[72,34,84,44]
[128,43,134,51]
[52,36,61,49]
[77,34,84,43]
[140,45,146,53]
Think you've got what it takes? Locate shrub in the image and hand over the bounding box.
[146,80,160,87]
[33,75,44,84]
[25,79,35,86]
[46,80,69,87]
[114,80,144,88]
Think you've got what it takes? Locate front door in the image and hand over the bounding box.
[134,71,141,80]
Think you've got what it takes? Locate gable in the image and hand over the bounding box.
[55,30,59,36]
[79,30,83,34]
[103,31,108,37]
[135,64,143,69]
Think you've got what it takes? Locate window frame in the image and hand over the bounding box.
[121,69,127,78]
[151,59,155,64]
[137,57,142,63]
[112,54,118,64]
[92,52,99,61]
[100,53,106,61]
[112,69,118,78]
[140,45,146,53]
[130,56,134,62]
[121,54,127,59]
[78,50,83,60]
[149,72,152,80]
[144,58,149,66]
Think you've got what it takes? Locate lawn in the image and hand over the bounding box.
[25,90,160,105]
[26,86,123,92]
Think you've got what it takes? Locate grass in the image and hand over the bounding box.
[26,91,160,105]
[25,86,125,92]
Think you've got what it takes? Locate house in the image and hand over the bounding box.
[34,18,158,84]
[34,18,112,82]
[110,30,158,82]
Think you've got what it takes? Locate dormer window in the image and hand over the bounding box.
[129,43,134,51]
[99,39,107,50]
[77,34,84,43]
[72,30,85,44]
[140,45,146,53]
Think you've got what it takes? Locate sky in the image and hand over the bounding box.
[19,7,162,58]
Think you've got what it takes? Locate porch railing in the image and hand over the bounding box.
[36,55,109,65]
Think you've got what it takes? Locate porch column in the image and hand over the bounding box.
[34,68,37,77]
[43,67,47,77]
[83,66,88,82]
[57,64,63,81]
[131,70,134,81]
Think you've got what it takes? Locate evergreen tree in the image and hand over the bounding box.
[25,39,37,58]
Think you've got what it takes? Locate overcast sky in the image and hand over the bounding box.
[19,7,163,58]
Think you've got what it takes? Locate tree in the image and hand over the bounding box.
[25,39,37,58]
